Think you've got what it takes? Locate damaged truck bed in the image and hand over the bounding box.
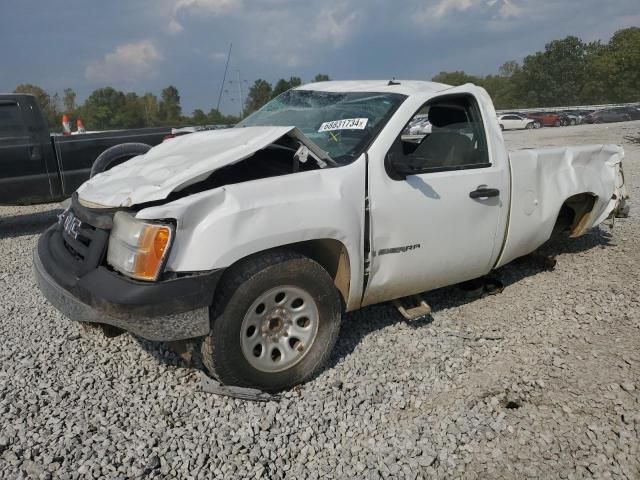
[34,80,629,392]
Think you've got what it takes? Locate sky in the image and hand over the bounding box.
[1,0,638,115]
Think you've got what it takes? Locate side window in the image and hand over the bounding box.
[0,104,27,139]
[393,95,490,173]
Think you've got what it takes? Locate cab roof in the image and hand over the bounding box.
[294,80,453,97]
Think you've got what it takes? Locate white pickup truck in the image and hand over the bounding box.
[34,80,629,391]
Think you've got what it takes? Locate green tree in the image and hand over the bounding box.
[244,79,273,114]
[604,27,640,102]
[115,93,145,128]
[431,71,479,86]
[140,92,159,126]
[191,109,208,125]
[80,87,126,130]
[498,61,520,78]
[514,36,591,107]
[271,76,302,99]
[14,83,59,129]
[207,108,224,124]
[313,73,330,82]
[158,85,182,124]
[63,88,76,113]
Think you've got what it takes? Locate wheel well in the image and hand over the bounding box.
[288,239,350,309]
[553,193,598,238]
[221,239,351,310]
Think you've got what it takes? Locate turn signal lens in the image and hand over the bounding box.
[107,212,174,281]
[133,225,172,280]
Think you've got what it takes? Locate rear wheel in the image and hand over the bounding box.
[500,124,505,131]
[201,250,342,392]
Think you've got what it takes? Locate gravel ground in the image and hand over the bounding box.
[1,121,639,479]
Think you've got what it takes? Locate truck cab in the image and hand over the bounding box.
[0,94,61,204]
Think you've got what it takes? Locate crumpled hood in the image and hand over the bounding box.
[77,126,328,208]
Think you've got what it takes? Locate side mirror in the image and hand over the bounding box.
[385,153,426,181]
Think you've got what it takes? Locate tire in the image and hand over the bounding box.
[570,119,576,126]
[534,121,542,129]
[90,142,151,178]
[201,250,342,392]
[499,124,505,131]
[525,122,534,129]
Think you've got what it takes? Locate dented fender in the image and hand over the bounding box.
[496,144,626,267]
[136,158,366,310]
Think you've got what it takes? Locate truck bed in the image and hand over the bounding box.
[497,144,627,267]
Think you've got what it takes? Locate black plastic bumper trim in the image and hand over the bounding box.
[34,226,224,341]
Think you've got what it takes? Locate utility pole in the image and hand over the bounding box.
[216,43,232,112]
[236,70,244,118]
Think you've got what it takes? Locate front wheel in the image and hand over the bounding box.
[201,250,342,392]
[525,122,534,129]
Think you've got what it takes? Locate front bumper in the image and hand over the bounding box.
[34,226,223,341]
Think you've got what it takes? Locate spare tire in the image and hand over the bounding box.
[90,142,151,178]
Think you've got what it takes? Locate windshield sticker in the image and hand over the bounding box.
[318,118,369,132]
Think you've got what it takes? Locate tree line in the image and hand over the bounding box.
[14,73,331,132]
[433,27,640,109]
[13,27,639,131]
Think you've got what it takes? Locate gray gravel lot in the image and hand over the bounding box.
[1,122,639,479]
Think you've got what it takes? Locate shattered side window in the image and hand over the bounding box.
[239,90,406,164]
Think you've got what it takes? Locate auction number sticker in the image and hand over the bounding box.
[318,118,369,132]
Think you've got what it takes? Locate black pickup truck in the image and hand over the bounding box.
[0,93,173,205]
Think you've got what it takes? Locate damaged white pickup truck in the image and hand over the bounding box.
[34,80,629,391]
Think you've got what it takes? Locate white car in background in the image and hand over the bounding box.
[497,114,536,131]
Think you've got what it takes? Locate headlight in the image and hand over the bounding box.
[107,212,174,281]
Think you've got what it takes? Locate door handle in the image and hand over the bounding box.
[469,187,500,199]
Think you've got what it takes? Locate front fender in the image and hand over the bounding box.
[136,158,366,307]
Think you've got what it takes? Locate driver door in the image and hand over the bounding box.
[363,92,510,306]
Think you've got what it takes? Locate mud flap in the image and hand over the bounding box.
[199,371,280,402]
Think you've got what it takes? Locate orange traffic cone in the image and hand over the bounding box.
[76,118,86,134]
[61,114,72,135]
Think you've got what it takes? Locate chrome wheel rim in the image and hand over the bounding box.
[240,285,319,373]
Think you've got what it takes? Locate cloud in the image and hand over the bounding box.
[487,0,522,18]
[312,4,362,48]
[168,18,184,34]
[85,40,162,83]
[174,0,242,15]
[417,0,524,22]
[168,0,242,32]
